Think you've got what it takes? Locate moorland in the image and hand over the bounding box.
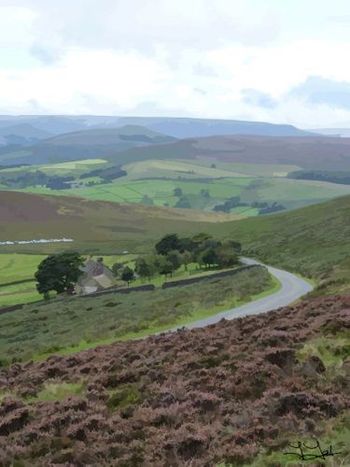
[0,115,350,465]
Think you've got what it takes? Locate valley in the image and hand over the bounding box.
[0,115,349,466]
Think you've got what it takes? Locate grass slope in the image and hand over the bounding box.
[0,191,239,254]
[0,266,273,364]
[225,194,350,292]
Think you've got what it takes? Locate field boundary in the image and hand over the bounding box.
[162,264,262,288]
[0,264,263,314]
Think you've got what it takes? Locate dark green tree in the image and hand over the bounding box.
[173,187,183,197]
[156,255,175,278]
[166,250,183,271]
[216,246,239,268]
[111,262,124,277]
[121,266,135,286]
[35,252,84,298]
[155,234,180,255]
[135,256,157,280]
[175,196,191,209]
[198,248,218,269]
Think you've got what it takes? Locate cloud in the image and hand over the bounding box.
[1,1,350,127]
[289,76,350,109]
[242,89,277,109]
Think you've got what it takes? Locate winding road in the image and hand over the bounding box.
[170,258,314,331]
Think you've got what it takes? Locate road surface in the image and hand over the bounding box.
[170,258,314,331]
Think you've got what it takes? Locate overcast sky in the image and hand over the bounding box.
[1,0,350,127]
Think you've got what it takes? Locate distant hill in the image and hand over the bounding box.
[0,123,52,146]
[107,134,350,170]
[111,116,314,138]
[310,128,350,137]
[0,191,238,253]
[0,115,312,139]
[0,125,175,165]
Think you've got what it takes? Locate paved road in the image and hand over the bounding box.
[169,258,314,332]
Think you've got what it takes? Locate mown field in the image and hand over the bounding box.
[0,266,274,365]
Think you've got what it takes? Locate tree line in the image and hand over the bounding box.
[112,233,241,284]
[34,233,242,298]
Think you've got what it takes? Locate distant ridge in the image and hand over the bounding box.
[0,115,312,139]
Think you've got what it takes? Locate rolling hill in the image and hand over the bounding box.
[0,124,52,147]
[0,126,176,166]
[98,116,313,138]
[0,115,312,139]
[0,191,239,253]
[2,189,350,293]
[225,194,350,293]
[107,134,350,170]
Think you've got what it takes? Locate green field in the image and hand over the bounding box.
[4,157,350,215]
[0,266,274,365]
[0,252,246,306]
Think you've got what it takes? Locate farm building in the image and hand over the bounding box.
[75,258,115,295]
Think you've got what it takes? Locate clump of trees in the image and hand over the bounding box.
[112,233,241,285]
[35,252,84,299]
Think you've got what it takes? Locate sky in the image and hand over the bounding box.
[1,0,350,127]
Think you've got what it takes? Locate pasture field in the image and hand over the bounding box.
[0,266,274,364]
[15,177,254,207]
[3,157,350,216]
[4,156,350,214]
[0,281,42,306]
[0,254,46,285]
[123,159,245,180]
[0,158,107,177]
[0,252,244,306]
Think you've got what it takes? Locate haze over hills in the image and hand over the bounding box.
[0,125,175,165]
[103,134,350,171]
[0,123,52,147]
[0,115,312,145]
[310,128,350,137]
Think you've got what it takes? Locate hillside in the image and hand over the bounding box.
[0,126,175,165]
[0,124,52,147]
[0,115,311,138]
[0,295,348,465]
[109,134,350,170]
[0,191,238,253]
[225,195,350,292]
[102,116,313,138]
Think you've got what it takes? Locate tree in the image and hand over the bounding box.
[121,266,135,286]
[35,252,84,298]
[166,250,183,271]
[181,250,193,271]
[155,234,180,255]
[173,187,183,197]
[175,196,191,209]
[200,188,210,198]
[155,255,175,278]
[112,262,124,277]
[216,246,239,268]
[135,256,157,280]
[198,248,218,269]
